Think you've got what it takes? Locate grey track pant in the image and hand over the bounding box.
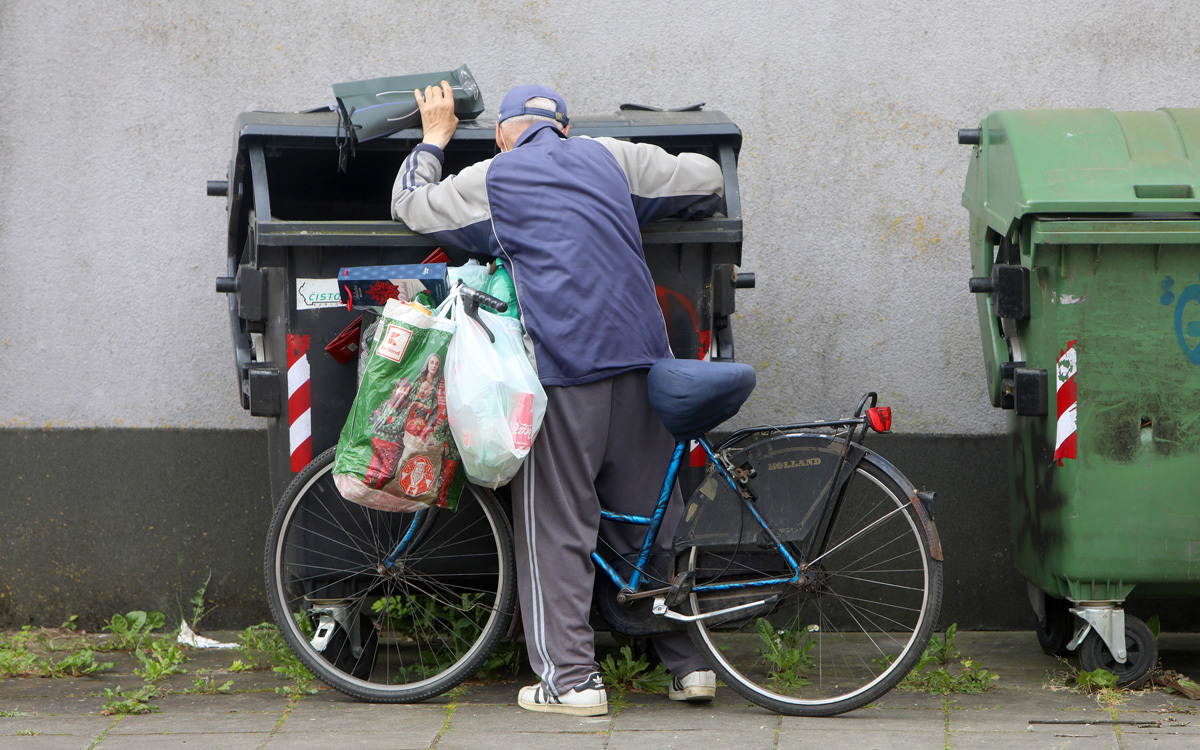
[511,369,709,694]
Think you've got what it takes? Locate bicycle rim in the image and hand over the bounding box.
[266,448,516,702]
[685,457,941,715]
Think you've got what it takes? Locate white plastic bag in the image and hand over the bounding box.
[445,295,546,488]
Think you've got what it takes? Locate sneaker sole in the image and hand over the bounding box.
[518,697,608,716]
[668,686,716,702]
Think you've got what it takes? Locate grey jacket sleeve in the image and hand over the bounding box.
[589,136,725,224]
[390,143,496,253]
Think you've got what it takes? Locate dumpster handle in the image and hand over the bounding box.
[958,128,981,145]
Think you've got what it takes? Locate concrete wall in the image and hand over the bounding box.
[4,0,1197,432]
[2,1,1199,626]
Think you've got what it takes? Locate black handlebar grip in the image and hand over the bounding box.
[958,128,981,145]
[461,285,509,314]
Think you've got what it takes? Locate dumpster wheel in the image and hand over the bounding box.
[1078,615,1157,689]
[1034,594,1072,658]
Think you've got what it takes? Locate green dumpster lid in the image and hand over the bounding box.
[962,108,1200,235]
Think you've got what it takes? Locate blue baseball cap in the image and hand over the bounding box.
[498,84,569,126]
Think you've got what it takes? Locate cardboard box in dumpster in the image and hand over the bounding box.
[338,264,448,309]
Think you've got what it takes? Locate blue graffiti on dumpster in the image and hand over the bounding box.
[1160,275,1200,364]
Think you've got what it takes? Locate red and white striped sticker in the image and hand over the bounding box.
[287,334,313,472]
[1054,339,1078,465]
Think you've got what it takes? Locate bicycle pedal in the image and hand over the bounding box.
[665,570,695,608]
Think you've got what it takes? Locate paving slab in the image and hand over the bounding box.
[280,701,445,744]
[439,704,610,750]
[0,736,95,750]
[264,730,433,750]
[0,714,111,736]
[947,730,1119,749]
[108,709,283,734]
[608,727,776,750]
[612,700,773,729]
[781,706,946,733]
[93,732,267,749]
[778,728,946,750]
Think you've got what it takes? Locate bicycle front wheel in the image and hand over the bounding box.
[683,450,941,716]
[265,447,517,702]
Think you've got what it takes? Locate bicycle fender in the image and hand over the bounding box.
[857,448,943,562]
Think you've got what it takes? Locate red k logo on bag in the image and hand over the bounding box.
[376,324,413,363]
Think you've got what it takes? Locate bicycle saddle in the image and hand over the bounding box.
[647,359,756,441]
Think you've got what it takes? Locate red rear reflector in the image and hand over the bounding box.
[867,406,892,432]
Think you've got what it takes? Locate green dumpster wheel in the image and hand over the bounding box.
[1034,594,1073,658]
[1078,615,1158,689]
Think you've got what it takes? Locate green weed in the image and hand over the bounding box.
[101,611,165,651]
[60,615,79,632]
[889,623,998,695]
[100,686,160,716]
[235,622,316,696]
[183,570,216,630]
[756,618,816,692]
[236,623,283,670]
[44,649,113,677]
[598,644,671,699]
[0,626,112,677]
[188,674,235,694]
[133,640,188,683]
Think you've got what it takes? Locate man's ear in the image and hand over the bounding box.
[563,124,571,136]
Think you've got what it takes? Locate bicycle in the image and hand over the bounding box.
[264,289,943,716]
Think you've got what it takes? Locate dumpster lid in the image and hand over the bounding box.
[233,108,742,151]
[962,108,1200,234]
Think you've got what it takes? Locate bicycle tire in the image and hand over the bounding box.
[682,443,942,716]
[264,447,517,702]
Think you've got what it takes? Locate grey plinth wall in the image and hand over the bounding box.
[2,2,1199,629]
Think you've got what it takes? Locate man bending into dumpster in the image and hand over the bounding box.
[391,81,724,716]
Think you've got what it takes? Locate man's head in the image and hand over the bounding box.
[496,85,570,152]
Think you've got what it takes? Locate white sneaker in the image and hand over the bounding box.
[518,672,608,716]
[668,669,716,702]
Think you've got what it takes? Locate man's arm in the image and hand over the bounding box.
[390,80,495,254]
[390,147,495,254]
[591,137,725,225]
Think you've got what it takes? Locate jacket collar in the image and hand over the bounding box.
[513,120,567,149]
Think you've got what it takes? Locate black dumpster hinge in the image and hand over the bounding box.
[998,361,1048,416]
[969,263,1030,320]
[247,366,281,417]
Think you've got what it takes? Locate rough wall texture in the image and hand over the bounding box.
[1,1,1198,432]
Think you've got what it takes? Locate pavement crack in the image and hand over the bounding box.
[429,690,462,748]
[942,695,951,750]
[773,713,782,749]
[257,695,300,750]
[86,715,122,750]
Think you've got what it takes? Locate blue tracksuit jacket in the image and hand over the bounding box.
[391,121,723,387]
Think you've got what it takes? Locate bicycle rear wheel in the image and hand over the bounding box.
[682,447,941,716]
[265,447,516,702]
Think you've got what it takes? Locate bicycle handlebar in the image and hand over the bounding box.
[458,284,508,314]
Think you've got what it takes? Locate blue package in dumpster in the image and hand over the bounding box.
[338,264,448,309]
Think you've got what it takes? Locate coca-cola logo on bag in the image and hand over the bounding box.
[510,393,534,451]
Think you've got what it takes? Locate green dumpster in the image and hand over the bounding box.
[961,108,1200,687]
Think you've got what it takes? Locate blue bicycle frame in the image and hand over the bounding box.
[593,436,802,597]
[379,407,874,593]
